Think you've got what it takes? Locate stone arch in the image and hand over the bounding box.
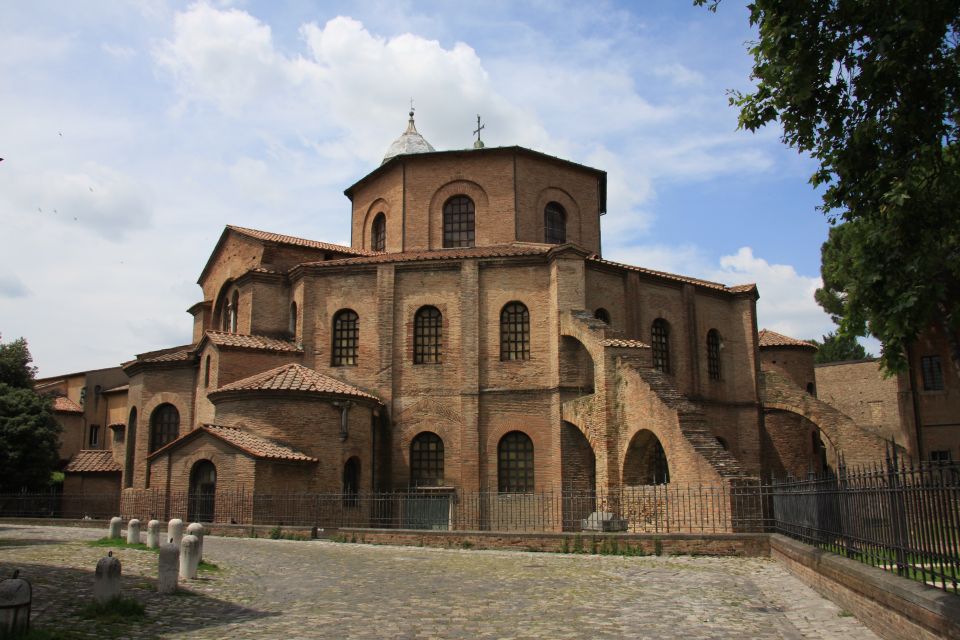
[188,459,217,522]
[622,429,670,485]
[361,198,392,250]
[560,335,595,394]
[535,186,581,244]
[560,421,596,494]
[428,179,489,249]
[212,279,237,332]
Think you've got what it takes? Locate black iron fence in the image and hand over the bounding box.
[2,455,958,594]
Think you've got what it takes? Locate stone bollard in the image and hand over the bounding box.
[146,520,160,549]
[157,543,179,594]
[186,523,204,562]
[0,570,32,636]
[93,552,121,604]
[179,535,200,580]
[168,519,184,547]
[108,516,123,539]
[126,519,141,545]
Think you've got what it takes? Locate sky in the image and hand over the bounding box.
[0,0,873,378]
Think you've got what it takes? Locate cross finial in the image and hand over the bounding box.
[409,98,415,118]
[473,114,485,149]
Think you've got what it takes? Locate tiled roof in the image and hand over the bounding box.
[227,225,375,257]
[214,363,379,402]
[103,384,129,394]
[758,329,817,349]
[302,244,551,269]
[200,425,317,462]
[588,256,756,294]
[602,338,650,348]
[139,346,197,363]
[64,450,121,473]
[205,331,301,353]
[52,396,83,413]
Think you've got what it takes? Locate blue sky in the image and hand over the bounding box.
[0,0,862,377]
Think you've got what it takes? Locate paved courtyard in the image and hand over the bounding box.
[0,524,879,639]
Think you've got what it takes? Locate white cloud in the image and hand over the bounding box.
[653,63,704,87]
[101,43,137,59]
[0,274,30,299]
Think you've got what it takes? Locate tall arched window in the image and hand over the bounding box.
[594,308,611,324]
[371,212,386,252]
[498,431,534,493]
[204,355,211,388]
[332,309,359,366]
[651,319,670,373]
[443,195,475,248]
[414,306,442,364]
[229,290,239,333]
[707,329,721,381]
[500,302,530,361]
[149,403,179,452]
[410,432,444,487]
[123,407,137,488]
[544,202,566,244]
[343,457,360,506]
[289,301,298,337]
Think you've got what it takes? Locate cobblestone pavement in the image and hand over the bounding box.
[0,524,879,639]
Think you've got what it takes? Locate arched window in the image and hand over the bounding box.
[410,432,444,487]
[289,301,298,337]
[188,460,216,523]
[149,403,179,452]
[651,319,670,373]
[229,290,239,333]
[500,302,530,361]
[716,436,728,451]
[204,355,211,388]
[498,431,534,493]
[806,382,816,396]
[343,457,360,506]
[443,195,475,248]
[332,309,359,366]
[371,212,386,252]
[123,407,137,488]
[414,306,442,364]
[594,308,611,324]
[707,329,721,380]
[544,202,566,244]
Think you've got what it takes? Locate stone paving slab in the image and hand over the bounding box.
[0,524,879,639]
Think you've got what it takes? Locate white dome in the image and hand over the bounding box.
[382,111,435,164]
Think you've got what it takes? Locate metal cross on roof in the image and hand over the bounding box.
[473,114,485,142]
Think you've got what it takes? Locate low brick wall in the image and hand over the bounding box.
[336,528,770,556]
[770,534,960,640]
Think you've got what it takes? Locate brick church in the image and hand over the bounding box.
[43,111,909,519]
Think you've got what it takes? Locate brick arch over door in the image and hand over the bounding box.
[622,429,670,485]
[427,180,489,249]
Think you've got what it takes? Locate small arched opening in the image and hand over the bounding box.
[188,459,216,523]
[559,335,595,395]
[623,429,670,485]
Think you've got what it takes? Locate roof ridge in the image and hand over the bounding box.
[227,225,376,256]
[587,256,730,291]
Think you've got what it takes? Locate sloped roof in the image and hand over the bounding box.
[758,329,817,350]
[301,244,551,269]
[226,225,374,256]
[213,363,379,402]
[65,450,121,473]
[52,396,83,413]
[204,330,301,353]
[138,345,196,363]
[103,384,129,394]
[602,338,650,348]
[148,424,317,462]
[588,256,752,293]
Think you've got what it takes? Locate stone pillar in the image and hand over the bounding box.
[158,543,179,594]
[146,520,160,549]
[126,519,140,545]
[108,516,122,539]
[167,519,184,547]
[93,552,121,604]
[186,523,204,562]
[179,534,200,580]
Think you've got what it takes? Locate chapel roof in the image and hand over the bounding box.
[588,256,756,294]
[300,243,552,269]
[64,450,121,473]
[51,396,83,414]
[203,330,302,353]
[382,110,436,164]
[148,424,317,463]
[226,225,374,256]
[758,329,817,350]
[212,363,379,402]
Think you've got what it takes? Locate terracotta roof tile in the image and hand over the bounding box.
[144,349,195,363]
[588,256,758,294]
[602,338,650,348]
[205,331,301,353]
[200,425,317,462]
[64,450,121,473]
[52,396,83,413]
[214,363,379,402]
[727,283,758,294]
[758,329,817,349]
[103,384,129,393]
[227,225,375,257]
[302,244,551,269]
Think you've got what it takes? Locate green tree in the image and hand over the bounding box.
[809,331,870,364]
[0,336,60,491]
[696,1,960,374]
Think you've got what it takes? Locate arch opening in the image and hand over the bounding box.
[623,429,670,485]
[188,459,216,523]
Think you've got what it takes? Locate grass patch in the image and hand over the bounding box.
[198,559,220,572]
[838,610,854,617]
[78,596,146,623]
[86,537,156,553]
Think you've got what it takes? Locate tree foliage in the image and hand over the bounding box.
[0,336,60,491]
[809,330,870,364]
[696,1,960,373]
